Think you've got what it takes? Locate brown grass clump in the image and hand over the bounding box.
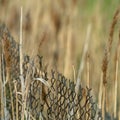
[1,27,11,83]
[102,6,120,87]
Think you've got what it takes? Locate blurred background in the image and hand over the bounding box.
[0,0,120,118]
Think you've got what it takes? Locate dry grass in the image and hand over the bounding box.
[0,0,120,119]
[113,28,120,118]
[99,6,120,119]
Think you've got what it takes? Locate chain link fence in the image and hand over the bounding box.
[0,24,102,120]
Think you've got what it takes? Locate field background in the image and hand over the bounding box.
[0,0,120,119]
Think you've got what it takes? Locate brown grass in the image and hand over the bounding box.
[113,28,120,118]
[100,6,120,119]
[2,31,11,83]
[0,1,120,119]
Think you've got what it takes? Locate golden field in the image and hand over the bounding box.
[0,0,120,119]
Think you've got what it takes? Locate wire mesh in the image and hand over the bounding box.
[0,24,102,120]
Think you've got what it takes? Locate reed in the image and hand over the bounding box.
[14,81,18,120]
[76,23,92,93]
[101,6,120,119]
[86,52,90,88]
[0,1,120,119]
[113,28,120,119]
[64,24,72,78]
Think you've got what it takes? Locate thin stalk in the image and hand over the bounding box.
[72,65,76,83]
[98,72,103,109]
[2,53,7,120]
[64,25,72,78]
[76,24,91,93]
[0,55,4,120]
[14,82,18,120]
[102,85,106,120]
[9,83,15,120]
[113,33,120,118]
[101,6,120,119]
[86,53,90,120]
[86,53,90,88]
[114,55,118,119]
[20,6,23,75]
[19,6,25,120]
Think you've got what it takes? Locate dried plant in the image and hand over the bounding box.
[0,1,120,119]
[113,28,120,119]
[0,24,101,120]
[100,6,120,119]
[76,23,92,93]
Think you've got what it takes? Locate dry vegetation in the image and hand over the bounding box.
[0,0,120,119]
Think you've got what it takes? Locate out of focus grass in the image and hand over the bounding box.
[0,0,120,119]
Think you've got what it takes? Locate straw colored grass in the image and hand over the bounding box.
[100,6,120,119]
[0,1,120,119]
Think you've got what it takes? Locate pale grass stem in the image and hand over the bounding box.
[76,23,92,93]
[33,77,50,88]
[20,6,23,76]
[14,81,18,120]
[19,6,26,120]
[102,85,106,120]
[86,53,90,88]
[86,53,90,120]
[72,64,76,83]
[98,72,103,109]
[113,30,120,119]
[64,24,72,78]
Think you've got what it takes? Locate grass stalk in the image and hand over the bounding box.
[98,72,103,109]
[101,6,120,119]
[113,30,120,119]
[86,53,90,88]
[9,83,15,120]
[72,64,76,83]
[14,81,18,120]
[114,58,118,118]
[2,53,7,120]
[20,6,23,75]
[64,24,72,78]
[76,23,91,93]
[102,85,106,120]
[0,40,4,120]
[1,42,7,120]
[0,71,4,119]
[19,6,25,120]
